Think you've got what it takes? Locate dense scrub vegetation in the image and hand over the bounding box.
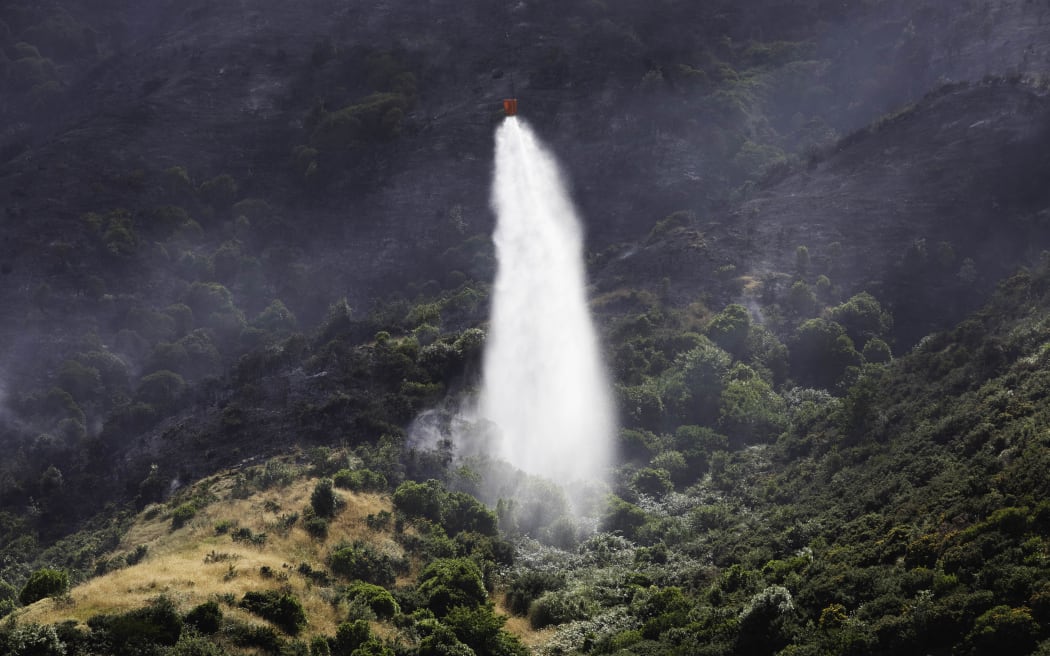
[0,455,530,655]
[525,264,1050,655]
[6,261,1050,654]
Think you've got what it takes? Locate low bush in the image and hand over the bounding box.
[240,590,307,635]
[333,468,387,492]
[88,595,183,653]
[505,571,566,615]
[329,541,399,585]
[18,568,68,605]
[4,623,66,656]
[345,581,400,618]
[311,478,339,518]
[529,590,591,629]
[417,558,487,616]
[170,503,197,529]
[231,527,267,546]
[304,514,329,539]
[184,600,222,633]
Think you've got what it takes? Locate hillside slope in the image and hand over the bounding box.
[603,79,1050,345]
[3,1,1050,654]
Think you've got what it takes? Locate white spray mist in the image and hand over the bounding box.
[481,117,615,486]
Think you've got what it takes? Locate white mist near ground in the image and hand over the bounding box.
[480,117,616,486]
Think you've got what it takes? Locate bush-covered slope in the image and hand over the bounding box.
[9,264,1050,654]
[5,452,526,656]
[515,264,1050,656]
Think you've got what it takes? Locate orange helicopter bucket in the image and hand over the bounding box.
[503,98,518,116]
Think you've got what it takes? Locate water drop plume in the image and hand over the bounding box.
[481,117,616,486]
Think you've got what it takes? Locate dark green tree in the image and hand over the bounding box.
[790,318,861,389]
[19,568,68,605]
[310,478,338,518]
[417,558,488,616]
[239,590,307,635]
[829,292,893,344]
[707,303,751,356]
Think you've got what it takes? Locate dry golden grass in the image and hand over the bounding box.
[494,591,555,648]
[503,615,556,648]
[17,467,400,641]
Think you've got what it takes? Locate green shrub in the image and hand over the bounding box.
[736,585,796,653]
[136,370,187,408]
[345,581,400,618]
[168,632,227,655]
[240,590,307,635]
[257,458,298,489]
[199,174,238,210]
[310,478,338,518]
[77,350,130,390]
[861,337,893,364]
[230,527,266,546]
[252,299,298,336]
[214,519,236,535]
[161,166,194,198]
[99,210,138,257]
[829,292,893,344]
[393,480,443,521]
[45,386,86,425]
[333,468,387,492]
[56,359,101,401]
[334,619,371,654]
[787,280,817,316]
[304,515,328,539]
[310,635,332,656]
[444,605,528,656]
[146,205,191,238]
[707,303,751,355]
[4,623,66,656]
[790,318,861,389]
[443,492,498,536]
[505,571,565,615]
[417,558,487,616]
[659,339,732,425]
[171,503,197,529]
[329,542,398,585]
[226,620,282,651]
[529,590,590,629]
[718,364,788,445]
[19,568,68,604]
[366,510,392,531]
[964,605,1039,654]
[184,600,222,633]
[184,281,236,318]
[0,580,17,612]
[795,245,811,274]
[602,496,647,538]
[126,544,149,566]
[88,595,183,651]
[631,467,673,497]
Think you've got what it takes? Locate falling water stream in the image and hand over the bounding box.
[480,117,615,485]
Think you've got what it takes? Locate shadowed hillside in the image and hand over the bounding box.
[3,1,1050,654]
